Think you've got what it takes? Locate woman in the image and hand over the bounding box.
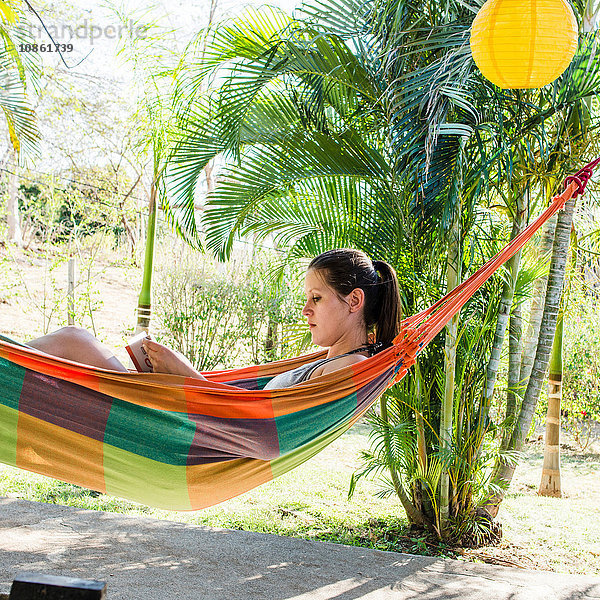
[26,249,401,387]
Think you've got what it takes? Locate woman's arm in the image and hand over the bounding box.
[142,339,207,379]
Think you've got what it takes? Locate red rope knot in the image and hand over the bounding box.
[395,335,420,364]
[393,326,419,357]
[394,341,418,373]
[564,174,585,197]
[405,338,420,356]
[564,156,600,198]
[403,326,419,344]
[403,354,417,370]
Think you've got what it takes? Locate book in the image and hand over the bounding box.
[125,332,154,372]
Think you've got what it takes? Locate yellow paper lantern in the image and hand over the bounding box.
[470,0,579,89]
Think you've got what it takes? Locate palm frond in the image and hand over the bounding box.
[200,127,391,257]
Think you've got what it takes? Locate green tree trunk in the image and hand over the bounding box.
[539,225,576,496]
[518,212,558,390]
[483,190,527,422]
[136,179,158,333]
[440,214,461,531]
[505,302,523,446]
[501,213,557,452]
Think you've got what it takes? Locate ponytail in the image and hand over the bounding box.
[371,260,402,349]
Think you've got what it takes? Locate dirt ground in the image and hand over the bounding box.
[0,241,142,365]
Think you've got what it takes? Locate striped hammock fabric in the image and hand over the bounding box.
[0,165,594,511]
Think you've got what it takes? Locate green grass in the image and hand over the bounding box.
[498,446,600,575]
[0,422,598,574]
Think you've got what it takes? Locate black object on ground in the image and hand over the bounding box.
[9,573,106,599]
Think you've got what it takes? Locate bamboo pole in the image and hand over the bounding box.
[136,179,158,334]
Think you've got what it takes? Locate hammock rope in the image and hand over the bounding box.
[0,160,597,510]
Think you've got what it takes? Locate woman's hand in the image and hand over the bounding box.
[142,339,205,379]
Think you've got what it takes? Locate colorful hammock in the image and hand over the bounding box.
[0,161,596,510]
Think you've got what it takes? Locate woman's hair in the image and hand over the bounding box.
[308,249,402,351]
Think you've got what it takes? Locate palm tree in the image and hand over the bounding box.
[488,20,600,511]
[163,0,600,538]
[165,0,504,536]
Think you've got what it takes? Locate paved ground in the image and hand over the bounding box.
[1,497,599,600]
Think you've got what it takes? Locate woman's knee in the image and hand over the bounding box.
[51,327,97,353]
[43,326,126,371]
[28,326,91,358]
[54,326,93,342]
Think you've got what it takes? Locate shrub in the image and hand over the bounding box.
[562,295,600,422]
[153,248,308,370]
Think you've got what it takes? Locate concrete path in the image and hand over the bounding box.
[0,497,598,600]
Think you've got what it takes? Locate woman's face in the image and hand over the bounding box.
[302,269,362,348]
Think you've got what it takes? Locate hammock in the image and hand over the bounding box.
[0,161,596,511]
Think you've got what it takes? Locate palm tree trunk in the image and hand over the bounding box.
[488,192,576,516]
[538,309,563,497]
[440,214,460,531]
[518,212,558,389]
[411,362,433,521]
[539,224,576,496]
[537,3,597,499]
[504,301,522,445]
[500,212,557,452]
[414,364,430,518]
[483,190,527,421]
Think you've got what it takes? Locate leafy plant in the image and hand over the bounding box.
[153,250,308,370]
[157,0,600,542]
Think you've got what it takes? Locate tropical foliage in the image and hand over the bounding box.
[158,0,600,540]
